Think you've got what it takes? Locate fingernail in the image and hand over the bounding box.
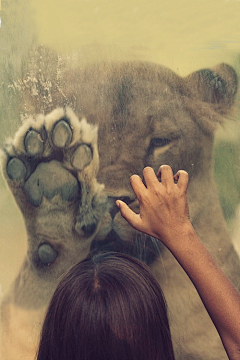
[116,200,120,208]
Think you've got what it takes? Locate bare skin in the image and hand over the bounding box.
[116,165,240,360]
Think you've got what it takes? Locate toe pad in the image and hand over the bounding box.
[52,119,72,148]
[24,130,44,156]
[38,243,58,265]
[71,145,92,170]
[7,158,27,180]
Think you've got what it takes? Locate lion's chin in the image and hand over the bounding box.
[90,229,163,265]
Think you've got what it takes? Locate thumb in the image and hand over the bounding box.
[116,200,142,230]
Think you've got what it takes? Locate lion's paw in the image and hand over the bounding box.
[1,108,107,266]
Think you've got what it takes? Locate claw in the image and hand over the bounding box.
[52,119,72,148]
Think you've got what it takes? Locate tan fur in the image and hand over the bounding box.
[1,46,240,359]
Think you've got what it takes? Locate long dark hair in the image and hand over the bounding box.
[36,252,175,360]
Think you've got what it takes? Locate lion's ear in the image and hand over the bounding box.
[185,63,238,114]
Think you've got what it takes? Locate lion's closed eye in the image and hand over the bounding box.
[147,137,172,156]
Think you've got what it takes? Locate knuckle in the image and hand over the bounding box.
[137,193,143,202]
[153,188,161,197]
[166,189,175,199]
[141,192,149,203]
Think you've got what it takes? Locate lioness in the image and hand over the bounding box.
[1,47,239,359]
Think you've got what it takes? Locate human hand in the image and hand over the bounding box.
[116,165,191,245]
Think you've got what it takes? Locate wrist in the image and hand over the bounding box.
[155,221,196,250]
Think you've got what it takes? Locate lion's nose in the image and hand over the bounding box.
[108,196,132,219]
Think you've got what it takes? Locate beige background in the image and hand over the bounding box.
[1,0,240,296]
[31,0,240,73]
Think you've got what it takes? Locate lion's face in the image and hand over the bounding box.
[95,102,205,247]
[60,61,236,258]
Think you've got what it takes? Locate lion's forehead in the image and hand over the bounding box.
[62,62,185,108]
[97,101,195,142]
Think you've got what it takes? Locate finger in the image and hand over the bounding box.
[116,200,142,230]
[173,170,189,192]
[142,167,159,188]
[130,174,147,199]
[157,165,174,188]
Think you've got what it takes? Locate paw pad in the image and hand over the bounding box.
[71,144,92,170]
[7,158,27,180]
[52,119,72,148]
[23,160,80,206]
[24,130,44,156]
[38,243,58,265]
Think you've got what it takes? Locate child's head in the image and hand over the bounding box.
[37,252,175,360]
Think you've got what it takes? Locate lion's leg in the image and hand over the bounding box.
[1,107,107,359]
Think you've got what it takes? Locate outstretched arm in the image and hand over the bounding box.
[116,165,240,360]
